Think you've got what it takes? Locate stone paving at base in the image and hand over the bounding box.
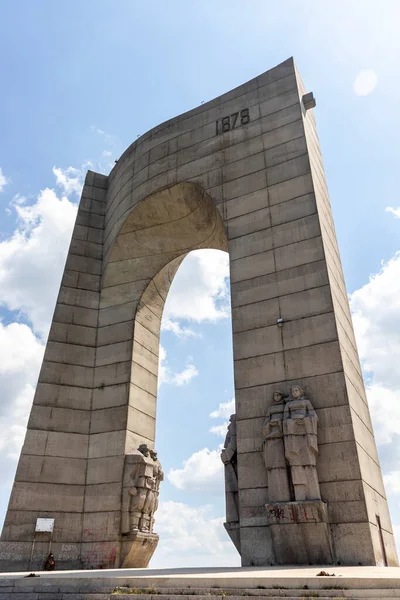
[2,566,400,598]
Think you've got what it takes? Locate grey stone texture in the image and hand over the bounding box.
[0,57,397,570]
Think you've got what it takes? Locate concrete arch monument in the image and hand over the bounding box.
[0,57,397,571]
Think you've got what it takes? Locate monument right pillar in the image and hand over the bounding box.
[228,60,398,567]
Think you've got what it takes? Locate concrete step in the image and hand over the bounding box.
[2,566,400,599]
[0,595,400,600]
[2,589,400,599]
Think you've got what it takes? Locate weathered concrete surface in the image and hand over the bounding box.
[120,532,159,568]
[2,565,400,599]
[0,57,397,570]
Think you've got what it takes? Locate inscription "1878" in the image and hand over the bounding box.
[215,108,250,135]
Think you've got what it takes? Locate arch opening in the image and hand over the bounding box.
[101,181,228,455]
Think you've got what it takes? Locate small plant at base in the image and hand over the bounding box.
[112,587,160,595]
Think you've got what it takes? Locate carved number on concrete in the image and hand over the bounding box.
[216,108,250,135]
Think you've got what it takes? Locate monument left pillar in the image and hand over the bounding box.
[0,171,107,571]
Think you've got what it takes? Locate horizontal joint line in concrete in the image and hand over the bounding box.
[318,476,366,485]
[363,478,389,504]
[130,381,157,400]
[127,403,156,421]
[346,375,369,410]
[234,334,337,360]
[104,206,215,262]
[131,359,157,379]
[218,165,311,204]
[14,479,86,486]
[31,404,91,413]
[133,339,159,360]
[33,381,94,391]
[232,231,321,262]
[60,283,100,295]
[227,201,317,233]
[232,281,329,311]
[172,134,306,194]
[112,201,202,240]
[235,306,332,331]
[235,402,350,421]
[68,252,102,263]
[349,406,374,438]
[228,213,319,245]
[84,480,124,487]
[73,223,105,234]
[106,237,208,265]
[104,115,303,233]
[79,205,107,218]
[100,277,150,291]
[355,440,381,470]
[231,255,324,286]
[51,318,98,330]
[77,206,106,220]
[238,439,356,455]
[40,359,95,372]
[172,106,302,172]
[137,303,162,325]
[235,368,344,392]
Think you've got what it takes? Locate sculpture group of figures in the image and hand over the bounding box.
[128,444,164,534]
[263,385,320,502]
[221,384,321,522]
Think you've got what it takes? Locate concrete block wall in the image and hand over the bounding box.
[295,66,397,566]
[1,172,108,570]
[0,57,396,570]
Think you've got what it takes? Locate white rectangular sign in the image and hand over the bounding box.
[35,518,54,533]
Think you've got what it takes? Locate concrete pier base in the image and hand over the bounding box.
[120,532,159,568]
[266,500,333,564]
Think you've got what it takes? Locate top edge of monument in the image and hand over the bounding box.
[102,56,296,182]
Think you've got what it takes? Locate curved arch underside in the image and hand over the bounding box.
[101,181,228,452]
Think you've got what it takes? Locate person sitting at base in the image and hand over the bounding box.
[44,552,55,571]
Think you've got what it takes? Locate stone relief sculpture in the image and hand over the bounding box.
[128,443,157,533]
[221,414,239,523]
[150,449,164,533]
[262,385,321,503]
[283,385,320,501]
[121,444,163,568]
[262,391,291,502]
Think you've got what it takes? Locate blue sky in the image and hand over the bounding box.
[1,0,400,568]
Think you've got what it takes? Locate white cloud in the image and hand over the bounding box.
[158,345,198,387]
[168,447,223,494]
[210,398,235,420]
[0,322,44,473]
[349,216,400,526]
[384,472,400,496]
[0,166,82,500]
[0,186,77,337]
[209,423,229,437]
[353,70,378,96]
[362,384,400,445]
[161,319,198,338]
[163,250,230,325]
[151,500,239,568]
[209,397,235,437]
[173,363,199,386]
[386,206,400,219]
[351,250,400,396]
[90,125,115,145]
[53,165,87,197]
[0,167,8,192]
